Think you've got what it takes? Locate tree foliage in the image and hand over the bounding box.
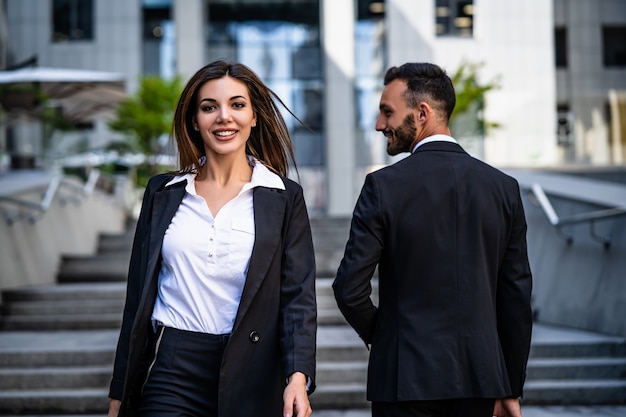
[108,75,183,156]
[449,61,500,135]
[108,75,183,184]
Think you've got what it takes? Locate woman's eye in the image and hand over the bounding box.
[201,105,215,112]
[233,102,245,109]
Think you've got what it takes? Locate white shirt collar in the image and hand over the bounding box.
[412,134,458,153]
[164,156,286,191]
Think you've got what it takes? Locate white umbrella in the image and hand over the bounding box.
[0,66,127,122]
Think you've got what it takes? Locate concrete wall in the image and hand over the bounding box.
[0,175,127,292]
[512,169,626,337]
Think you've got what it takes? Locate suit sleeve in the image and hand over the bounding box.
[108,176,160,400]
[496,184,533,397]
[279,183,317,393]
[333,173,384,344]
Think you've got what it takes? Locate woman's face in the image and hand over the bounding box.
[193,75,257,158]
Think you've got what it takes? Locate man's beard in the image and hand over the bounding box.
[386,113,417,156]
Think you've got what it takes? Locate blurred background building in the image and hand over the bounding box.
[1,0,625,217]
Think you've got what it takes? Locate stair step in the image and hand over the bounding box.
[57,269,128,283]
[0,388,109,415]
[2,299,124,316]
[523,379,626,405]
[527,357,626,380]
[1,283,126,302]
[0,314,122,330]
[311,383,369,409]
[530,341,626,358]
[317,361,367,384]
[0,347,114,368]
[97,233,134,253]
[0,330,117,367]
[0,366,112,390]
[318,308,349,325]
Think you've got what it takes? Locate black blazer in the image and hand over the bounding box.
[109,172,317,416]
[333,141,532,402]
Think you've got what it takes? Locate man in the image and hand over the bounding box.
[332,62,533,417]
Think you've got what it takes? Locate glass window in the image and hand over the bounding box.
[206,1,325,214]
[142,1,174,76]
[436,0,473,37]
[556,104,572,146]
[603,26,626,67]
[52,0,94,42]
[207,1,323,164]
[355,1,386,169]
[555,27,567,68]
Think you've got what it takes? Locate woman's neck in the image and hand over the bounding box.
[197,153,252,187]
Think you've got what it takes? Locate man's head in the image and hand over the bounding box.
[376,63,456,155]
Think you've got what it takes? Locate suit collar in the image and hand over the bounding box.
[412,134,457,153]
[413,140,466,154]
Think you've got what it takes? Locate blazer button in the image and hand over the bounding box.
[249,331,260,343]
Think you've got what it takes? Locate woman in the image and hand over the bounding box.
[108,60,317,417]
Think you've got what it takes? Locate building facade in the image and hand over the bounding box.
[2,0,625,216]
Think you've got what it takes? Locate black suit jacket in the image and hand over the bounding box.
[333,141,532,402]
[109,172,317,416]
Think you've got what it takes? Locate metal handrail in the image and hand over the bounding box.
[530,183,626,249]
[0,169,101,225]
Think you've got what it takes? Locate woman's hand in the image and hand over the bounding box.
[282,372,312,417]
[108,399,121,417]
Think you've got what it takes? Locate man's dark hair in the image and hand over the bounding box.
[384,63,456,121]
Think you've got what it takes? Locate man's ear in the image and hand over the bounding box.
[417,101,433,123]
[416,102,430,122]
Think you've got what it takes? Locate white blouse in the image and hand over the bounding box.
[151,158,285,335]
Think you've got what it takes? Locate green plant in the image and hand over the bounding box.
[108,75,183,184]
[450,61,500,136]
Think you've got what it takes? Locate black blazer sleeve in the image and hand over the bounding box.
[279,181,318,392]
[333,173,382,344]
[496,183,533,397]
[108,174,170,400]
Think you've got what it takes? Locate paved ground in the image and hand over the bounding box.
[313,406,626,417]
[314,406,626,417]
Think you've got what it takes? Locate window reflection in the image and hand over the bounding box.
[52,0,94,42]
[355,9,386,172]
[436,0,474,37]
[207,1,325,214]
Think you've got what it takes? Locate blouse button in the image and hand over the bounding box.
[249,331,260,343]
[208,253,214,257]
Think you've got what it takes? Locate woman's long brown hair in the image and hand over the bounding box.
[172,60,300,177]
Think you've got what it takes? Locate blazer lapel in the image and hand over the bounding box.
[144,180,187,289]
[232,186,286,333]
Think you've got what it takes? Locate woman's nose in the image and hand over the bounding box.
[217,106,232,122]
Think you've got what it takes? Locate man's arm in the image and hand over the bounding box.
[496,186,533,396]
[333,174,384,344]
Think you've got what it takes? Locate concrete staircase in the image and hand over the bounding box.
[523,325,626,404]
[1,219,626,415]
